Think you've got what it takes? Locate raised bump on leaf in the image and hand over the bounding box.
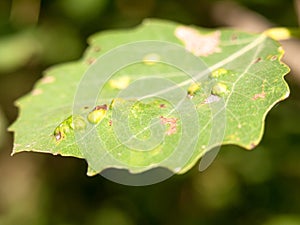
[187,82,201,99]
[87,104,108,124]
[53,115,86,142]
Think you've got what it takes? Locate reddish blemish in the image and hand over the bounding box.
[253,80,266,100]
[270,55,278,61]
[109,120,112,126]
[93,46,101,52]
[41,76,55,84]
[159,104,166,108]
[231,33,238,42]
[94,104,108,111]
[250,143,257,149]
[252,92,266,100]
[87,58,96,65]
[253,57,262,64]
[160,116,178,135]
[55,132,62,141]
[187,94,193,99]
[31,89,42,96]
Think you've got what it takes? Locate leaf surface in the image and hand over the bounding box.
[9,19,290,175]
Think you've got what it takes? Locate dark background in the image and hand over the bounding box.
[1,0,300,224]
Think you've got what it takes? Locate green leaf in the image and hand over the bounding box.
[9,19,290,176]
[0,31,41,73]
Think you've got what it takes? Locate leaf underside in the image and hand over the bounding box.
[9,19,290,175]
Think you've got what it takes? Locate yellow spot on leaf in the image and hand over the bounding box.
[109,76,130,90]
[187,82,201,98]
[211,68,228,78]
[87,105,107,124]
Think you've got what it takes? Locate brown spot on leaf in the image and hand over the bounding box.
[267,55,278,61]
[270,55,278,61]
[94,104,108,111]
[93,46,101,52]
[253,57,262,64]
[231,33,238,42]
[159,104,166,108]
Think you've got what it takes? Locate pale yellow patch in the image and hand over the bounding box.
[41,76,55,84]
[109,76,130,90]
[211,68,228,78]
[31,89,42,96]
[175,26,221,56]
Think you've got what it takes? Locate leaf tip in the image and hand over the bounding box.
[248,143,258,150]
[10,143,21,156]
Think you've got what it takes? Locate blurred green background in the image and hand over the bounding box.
[1,0,300,225]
